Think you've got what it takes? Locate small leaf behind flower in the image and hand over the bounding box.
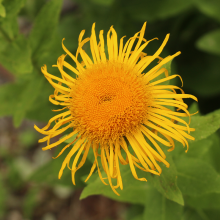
[13,73,44,127]
[148,154,184,205]
[29,0,62,62]
[196,29,220,55]
[186,108,220,143]
[176,158,220,196]
[81,154,184,205]
[143,189,183,220]
[0,35,33,75]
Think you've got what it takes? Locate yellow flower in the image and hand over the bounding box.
[34,22,197,195]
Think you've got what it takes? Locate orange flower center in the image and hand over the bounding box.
[70,62,151,143]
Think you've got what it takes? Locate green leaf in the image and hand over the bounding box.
[194,0,220,22]
[29,142,90,188]
[176,158,220,196]
[0,35,33,75]
[26,98,58,122]
[171,108,220,157]
[81,154,183,205]
[171,135,213,159]
[0,16,19,40]
[206,133,220,173]
[125,0,192,22]
[18,129,39,148]
[1,0,25,18]
[188,108,220,143]
[186,193,220,210]
[151,59,173,86]
[29,0,63,60]
[0,81,27,117]
[26,80,57,122]
[204,210,220,220]
[143,189,183,220]
[80,165,152,204]
[182,208,207,220]
[148,154,184,205]
[58,14,82,52]
[183,139,213,159]
[188,102,201,116]
[13,73,44,127]
[178,54,220,97]
[0,2,6,18]
[0,0,25,40]
[131,215,144,220]
[126,205,144,220]
[184,133,220,173]
[196,29,220,55]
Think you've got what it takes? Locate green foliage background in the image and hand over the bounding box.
[0,0,220,219]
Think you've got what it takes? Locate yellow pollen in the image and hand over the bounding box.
[70,61,152,144]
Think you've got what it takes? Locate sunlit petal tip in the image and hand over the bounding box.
[58,170,63,179]
[92,22,96,31]
[42,146,48,151]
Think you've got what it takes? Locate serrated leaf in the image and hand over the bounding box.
[148,154,184,205]
[13,73,44,127]
[196,29,220,55]
[0,35,33,75]
[187,109,220,143]
[176,158,220,196]
[143,189,183,220]
[29,0,62,60]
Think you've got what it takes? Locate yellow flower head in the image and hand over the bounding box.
[34,22,197,195]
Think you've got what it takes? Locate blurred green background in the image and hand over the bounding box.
[0,0,220,219]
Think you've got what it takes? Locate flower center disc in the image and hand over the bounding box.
[70,62,151,143]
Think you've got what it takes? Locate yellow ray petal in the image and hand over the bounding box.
[58,137,86,178]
